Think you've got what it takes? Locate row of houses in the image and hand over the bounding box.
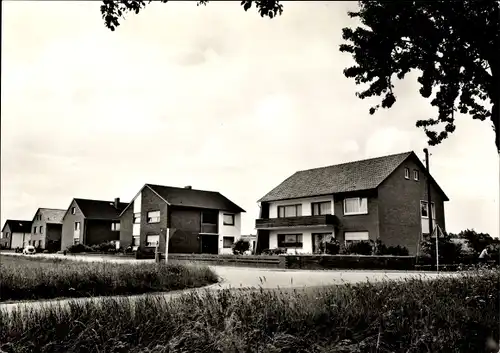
[1,151,448,256]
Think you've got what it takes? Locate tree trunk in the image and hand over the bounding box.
[493,100,499,154]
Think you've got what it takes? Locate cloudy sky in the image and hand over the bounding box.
[2,1,498,238]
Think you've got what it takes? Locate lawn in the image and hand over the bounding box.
[0,268,497,353]
[0,254,218,302]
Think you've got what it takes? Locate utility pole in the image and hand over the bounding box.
[423,148,437,271]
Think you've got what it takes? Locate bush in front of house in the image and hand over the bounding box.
[345,240,373,255]
[66,243,94,254]
[0,254,218,302]
[90,241,117,254]
[232,239,250,255]
[262,248,287,255]
[420,235,464,264]
[1,268,498,353]
[374,240,409,256]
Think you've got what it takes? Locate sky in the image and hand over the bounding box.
[2,1,499,238]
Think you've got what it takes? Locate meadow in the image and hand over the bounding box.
[0,255,218,302]
[1,268,498,352]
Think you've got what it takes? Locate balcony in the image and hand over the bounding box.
[255,215,339,230]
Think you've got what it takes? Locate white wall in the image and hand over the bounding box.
[218,211,242,254]
[268,195,334,218]
[11,232,29,248]
[269,227,335,254]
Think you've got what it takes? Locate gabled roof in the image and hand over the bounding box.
[73,198,128,220]
[120,184,245,216]
[258,151,448,202]
[2,220,32,233]
[33,208,66,224]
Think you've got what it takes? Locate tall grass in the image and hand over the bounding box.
[0,255,218,302]
[1,269,498,352]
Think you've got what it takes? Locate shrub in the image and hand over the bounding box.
[90,241,116,253]
[375,241,410,256]
[421,235,464,264]
[262,248,287,255]
[0,254,218,302]
[1,269,498,352]
[345,240,373,255]
[325,239,341,255]
[232,239,250,255]
[66,244,93,254]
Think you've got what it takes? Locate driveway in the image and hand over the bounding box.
[0,252,458,314]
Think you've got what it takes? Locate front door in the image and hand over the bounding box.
[201,234,219,254]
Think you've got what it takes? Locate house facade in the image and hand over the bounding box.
[255,151,448,256]
[29,208,65,251]
[1,220,32,249]
[61,198,127,250]
[119,184,245,255]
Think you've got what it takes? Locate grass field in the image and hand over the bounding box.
[0,254,218,302]
[1,268,497,353]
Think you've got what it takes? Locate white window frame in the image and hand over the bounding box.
[146,235,160,247]
[147,210,160,224]
[311,201,332,216]
[404,167,410,179]
[343,197,368,215]
[223,213,235,226]
[71,207,76,215]
[277,234,303,249]
[74,222,81,231]
[277,204,302,218]
[223,236,235,248]
[413,170,419,181]
[111,222,120,231]
[133,213,141,224]
[344,231,370,246]
[420,200,436,219]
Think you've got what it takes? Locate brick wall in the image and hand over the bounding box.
[169,207,202,254]
[86,219,120,245]
[61,201,85,251]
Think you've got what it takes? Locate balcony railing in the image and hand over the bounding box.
[255,215,339,229]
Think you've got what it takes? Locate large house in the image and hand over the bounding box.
[61,198,128,250]
[30,208,66,251]
[119,184,245,255]
[1,220,32,249]
[255,151,448,255]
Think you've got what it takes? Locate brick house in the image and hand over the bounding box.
[29,208,65,251]
[1,220,32,249]
[61,198,128,250]
[255,151,448,255]
[119,184,245,255]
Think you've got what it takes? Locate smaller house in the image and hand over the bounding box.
[61,198,128,250]
[30,208,66,251]
[1,220,32,249]
[119,184,245,255]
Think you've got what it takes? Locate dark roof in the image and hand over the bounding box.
[74,198,128,220]
[2,220,32,233]
[146,184,245,213]
[259,151,423,202]
[36,208,66,224]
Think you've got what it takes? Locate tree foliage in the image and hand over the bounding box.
[100,0,500,152]
[340,1,500,152]
[452,228,500,255]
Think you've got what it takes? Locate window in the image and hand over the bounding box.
[414,170,419,181]
[111,222,120,231]
[132,236,140,246]
[312,233,334,254]
[133,213,141,224]
[33,226,37,234]
[201,211,218,233]
[71,207,76,215]
[344,231,369,245]
[146,235,159,247]
[277,204,302,218]
[74,222,81,231]
[404,167,410,179]
[39,226,43,234]
[147,211,160,224]
[5,232,9,239]
[223,236,235,248]
[223,214,235,226]
[277,234,303,249]
[420,201,435,219]
[343,198,368,215]
[312,201,332,216]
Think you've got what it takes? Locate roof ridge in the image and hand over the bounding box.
[74,198,122,203]
[147,183,219,194]
[297,151,413,173]
[39,208,66,211]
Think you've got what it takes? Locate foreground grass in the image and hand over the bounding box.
[0,255,218,302]
[1,270,498,353]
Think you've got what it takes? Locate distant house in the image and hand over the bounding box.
[1,220,32,249]
[30,208,66,251]
[61,198,128,250]
[119,184,245,255]
[255,151,448,256]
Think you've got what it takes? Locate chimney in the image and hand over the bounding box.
[114,197,120,209]
[184,185,192,190]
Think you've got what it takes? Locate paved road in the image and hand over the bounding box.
[0,252,459,314]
